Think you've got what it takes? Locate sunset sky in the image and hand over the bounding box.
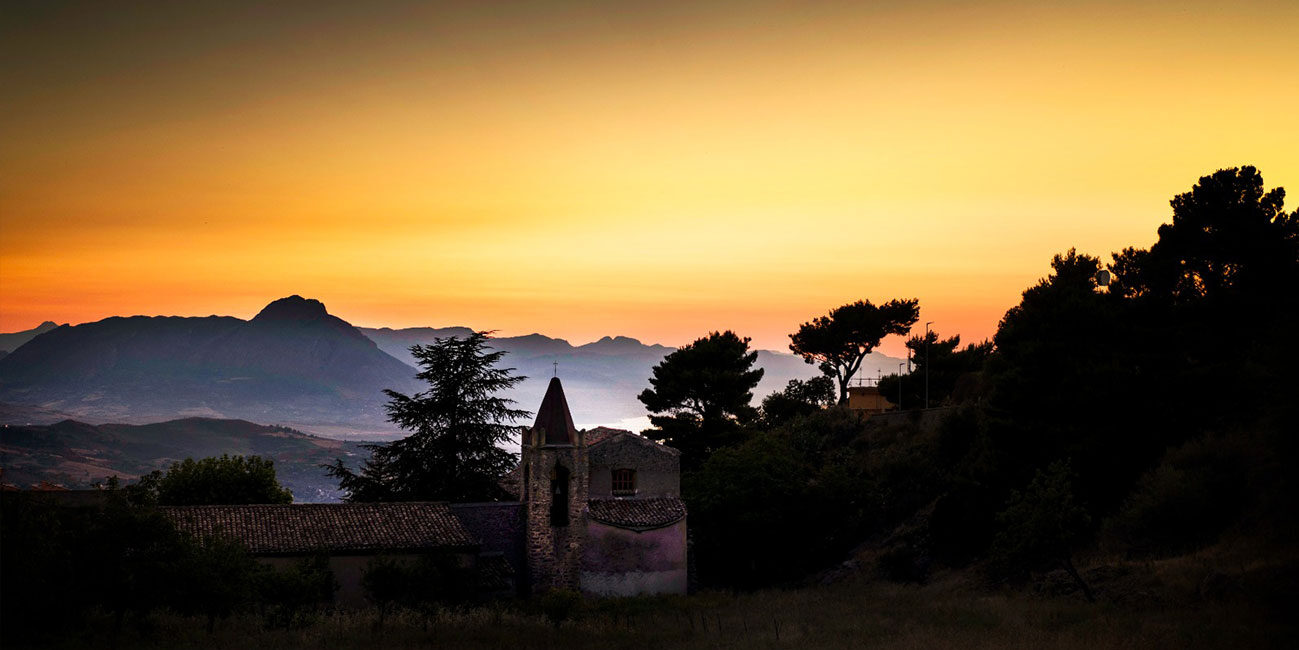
[2,0,1296,355]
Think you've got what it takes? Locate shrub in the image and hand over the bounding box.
[257,555,337,628]
[361,553,476,616]
[537,589,583,627]
[1104,435,1249,558]
[991,461,1094,600]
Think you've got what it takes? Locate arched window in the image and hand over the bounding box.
[612,468,636,496]
[550,464,570,526]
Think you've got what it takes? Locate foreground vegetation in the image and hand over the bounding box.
[12,545,1294,650]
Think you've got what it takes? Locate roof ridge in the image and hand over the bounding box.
[159,501,455,508]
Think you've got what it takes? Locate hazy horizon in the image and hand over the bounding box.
[4,0,1297,357]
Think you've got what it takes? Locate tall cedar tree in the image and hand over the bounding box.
[789,299,920,405]
[638,331,764,468]
[325,331,527,502]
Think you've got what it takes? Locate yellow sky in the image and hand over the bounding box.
[2,0,1296,354]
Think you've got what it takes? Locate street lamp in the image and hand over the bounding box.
[925,321,933,409]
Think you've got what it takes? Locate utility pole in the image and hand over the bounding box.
[898,362,905,411]
[925,321,933,409]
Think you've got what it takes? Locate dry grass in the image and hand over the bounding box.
[22,563,1293,650]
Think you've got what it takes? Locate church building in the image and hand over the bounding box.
[163,376,688,604]
[517,376,687,596]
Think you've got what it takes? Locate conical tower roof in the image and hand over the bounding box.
[531,376,577,445]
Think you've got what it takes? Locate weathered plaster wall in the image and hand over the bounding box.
[588,436,679,498]
[580,519,687,596]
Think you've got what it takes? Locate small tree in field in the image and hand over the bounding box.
[992,461,1095,602]
[325,331,527,502]
[789,299,920,405]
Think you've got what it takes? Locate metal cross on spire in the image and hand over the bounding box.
[553,361,558,377]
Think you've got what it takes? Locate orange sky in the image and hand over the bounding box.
[2,0,1296,355]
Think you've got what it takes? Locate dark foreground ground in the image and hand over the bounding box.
[14,541,1296,650]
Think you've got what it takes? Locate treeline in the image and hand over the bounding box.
[653,166,1299,590]
[0,490,336,643]
[0,457,483,644]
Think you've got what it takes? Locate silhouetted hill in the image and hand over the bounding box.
[0,320,62,355]
[0,417,364,501]
[0,297,417,432]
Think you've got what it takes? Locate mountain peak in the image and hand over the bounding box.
[592,335,641,345]
[252,295,329,323]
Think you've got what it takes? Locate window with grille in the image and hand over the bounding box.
[611,468,636,495]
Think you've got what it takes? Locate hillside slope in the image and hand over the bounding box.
[0,417,364,502]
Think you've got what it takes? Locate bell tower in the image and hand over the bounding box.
[520,376,588,592]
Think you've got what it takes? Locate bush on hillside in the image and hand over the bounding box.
[1103,434,1250,559]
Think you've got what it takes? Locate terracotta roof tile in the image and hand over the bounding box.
[160,502,478,554]
[585,426,632,447]
[499,464,523,499]
[587,497,686,531]
[587,428,681,455]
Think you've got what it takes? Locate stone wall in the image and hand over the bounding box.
[588,434,679,498]
[522,441,589,593]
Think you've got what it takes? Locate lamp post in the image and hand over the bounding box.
[925,321,933,409]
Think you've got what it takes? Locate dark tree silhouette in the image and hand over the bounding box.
[992,461,1094,602]
[638,330,764,468]
[1106,166,1299,425]
[982,249,1162,511]
[760,376,836,426]
[789,299,920,405]
[325,331,527,502]
[126,455,293,506]
[877,330,992,408]
[1110,165,1299,304]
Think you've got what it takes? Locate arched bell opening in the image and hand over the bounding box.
[549,464,570,527]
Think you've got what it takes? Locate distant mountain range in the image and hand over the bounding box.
[0,320,61,355]
[0,296,904,437]
[0,297,416,435]
[0,417,365,502]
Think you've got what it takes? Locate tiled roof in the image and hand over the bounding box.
[499,463,523,499]
[587,497,686,531]
[587,428,681,456]
[585,427,631,447]
[160,502,478,554]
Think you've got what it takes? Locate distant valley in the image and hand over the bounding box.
[0,417,366,502]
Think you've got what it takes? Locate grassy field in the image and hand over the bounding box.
[22,554,1294,650]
